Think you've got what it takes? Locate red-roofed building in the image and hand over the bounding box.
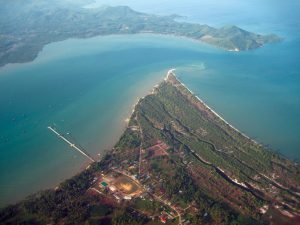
[159,214,168,223]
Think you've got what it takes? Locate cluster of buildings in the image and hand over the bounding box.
[93,171,142,202]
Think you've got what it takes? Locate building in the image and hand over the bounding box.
[100,181,108,188]
[109,185,117,192]
[159,214,168,224]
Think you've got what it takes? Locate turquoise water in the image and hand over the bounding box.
[0,34,299,206]
[1,1,300,206]
[0,35,222,206]
[177,38,300,159]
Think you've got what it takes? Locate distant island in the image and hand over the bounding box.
[1,70,299,225]
[0,2,282,67]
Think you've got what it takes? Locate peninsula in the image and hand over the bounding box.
[0,1,282,67]
[1,70,299,225]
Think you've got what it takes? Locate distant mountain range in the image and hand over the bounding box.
[0,2,282,67]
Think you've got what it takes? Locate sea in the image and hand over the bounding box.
[0,0,299,206]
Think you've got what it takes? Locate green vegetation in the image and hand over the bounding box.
[1,73,299,224]
[132,198,161,215]
[116,128,141,149]
[131,74,300,223]
[0,1,281,67]
[0,163,100,224]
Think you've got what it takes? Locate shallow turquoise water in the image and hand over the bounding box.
[177,37,300,159]
[0,33,299,206]
[2,0,300,205]
[0,35,221,205]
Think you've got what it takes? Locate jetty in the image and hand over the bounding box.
[47,126,95,162]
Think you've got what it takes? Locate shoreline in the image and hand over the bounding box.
[2,29,275,70]
[1,69,297,209]
[166,69,259,145]
[0,33,218,71]
[126,68,260,149]
[164,71,300,164]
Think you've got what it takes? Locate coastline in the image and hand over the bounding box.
[165,69,259,145]
[130,70,300,219]
[0,33,220,71]
[1,29,278,69]
[1,71,299,224]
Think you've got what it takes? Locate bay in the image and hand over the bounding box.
[0,0,299,206]
[0,34,221,206]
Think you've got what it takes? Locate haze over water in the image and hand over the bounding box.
[0,0,299,206]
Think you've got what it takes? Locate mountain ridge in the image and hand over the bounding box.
[0,3,282,67]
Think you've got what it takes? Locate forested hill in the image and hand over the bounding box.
[0,1,281,67]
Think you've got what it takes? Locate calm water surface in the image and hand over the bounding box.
[0,0,300,206]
